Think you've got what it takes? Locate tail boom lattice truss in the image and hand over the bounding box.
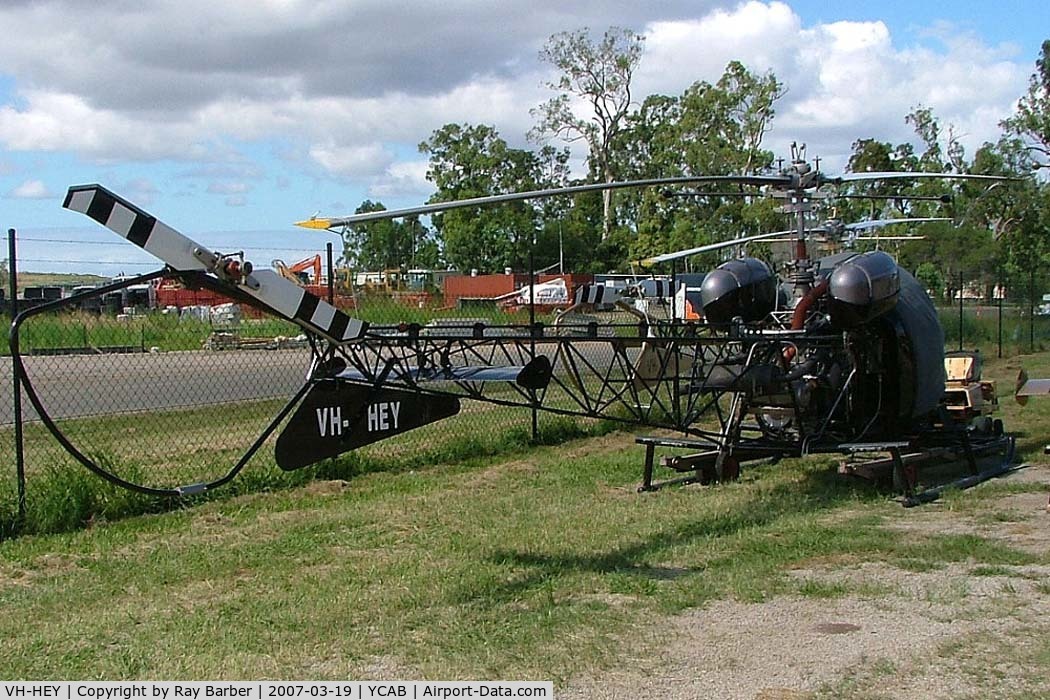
[328,322,844,450]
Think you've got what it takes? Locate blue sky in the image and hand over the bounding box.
[0,0,1046,276]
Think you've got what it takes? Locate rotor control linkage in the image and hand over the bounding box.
[192,246,259,289]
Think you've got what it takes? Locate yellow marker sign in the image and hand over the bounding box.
[294,218,333,230]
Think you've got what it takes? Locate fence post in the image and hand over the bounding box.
[1030,266,1036,353]
[671,263,680,428]
[326,242,334,305]
[529,245,538,442]
[997,270,1003,359]
[8,228,26,527]
[958,271,964,352]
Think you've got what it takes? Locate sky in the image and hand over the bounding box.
[0,0,1046,276]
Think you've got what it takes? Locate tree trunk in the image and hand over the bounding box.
[601,174,612,241]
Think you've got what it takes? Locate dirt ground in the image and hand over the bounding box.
[561,466,1050,700]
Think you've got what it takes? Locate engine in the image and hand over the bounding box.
[702,252,945,445]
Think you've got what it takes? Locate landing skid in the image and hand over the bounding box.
[635,435,787,492]
[829,429,1017,505]
[635,429,1017,506]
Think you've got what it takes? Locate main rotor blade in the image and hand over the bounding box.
[640,228,799,266]
[830,172,1016,184]
[853,236,927,241]
[640,217,952,266]
[296,169,1014,229]
[296,174,791,229]
[843,217,951,230]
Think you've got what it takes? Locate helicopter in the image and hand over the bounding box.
[27,145,1014,499]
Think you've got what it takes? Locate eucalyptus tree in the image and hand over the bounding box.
[530,26,645,240]
[343,200,434,272]
[611,62,784,267]
[1003,39,1050,171]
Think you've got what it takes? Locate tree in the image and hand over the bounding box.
[420,124,556,273]
[612,62,784,264]
[914,261,944,298]
[1002,39,1050,170]
[677,61,784,176]
[841,107,968,224]
[963,138,1036,239]
[905,106,946,172]
[529,27,645,240]
[342,200,431,272]
[898,223,1000,302]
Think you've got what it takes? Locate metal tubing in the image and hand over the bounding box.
[903,462,1024,508]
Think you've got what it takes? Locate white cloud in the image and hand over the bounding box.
[308,143,395,178]
[0,90,215,161]
[638,1,802,96]
[0,0,1035,186]
[369,160,432,200]
[6,179,52,199]
[632,3,1029,170]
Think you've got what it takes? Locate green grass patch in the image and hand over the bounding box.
[0,310,1047,686]
[938,305,1050,357]
[969,564,1024,578]
[796,578,853,599]
[0,426,1044,680]
[7,312,304,354]
[3,301,569,356]
[0,405,621,537]
[892,533,1036,568]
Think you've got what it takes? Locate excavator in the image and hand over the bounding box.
[272,254,322,286]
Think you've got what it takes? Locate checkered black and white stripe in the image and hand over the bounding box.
[573,284,622,306]
[63,184,367,344]
[634,279,675,298]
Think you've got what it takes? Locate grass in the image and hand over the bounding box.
[0,429,1046,681]
[938,305,1050,357]
[0,396,620,536]
[2,300,564,356]
[13,271,108,293]
[6,312,305,354]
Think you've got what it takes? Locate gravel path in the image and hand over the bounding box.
[560,468,1050,700]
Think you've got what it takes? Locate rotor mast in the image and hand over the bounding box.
[777,143,819,300]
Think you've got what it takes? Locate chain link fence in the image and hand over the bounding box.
[937,269,1050,358]
[1,265,610,536]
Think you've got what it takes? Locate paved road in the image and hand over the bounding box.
[0,339,645,425]
[0,348,313,424]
